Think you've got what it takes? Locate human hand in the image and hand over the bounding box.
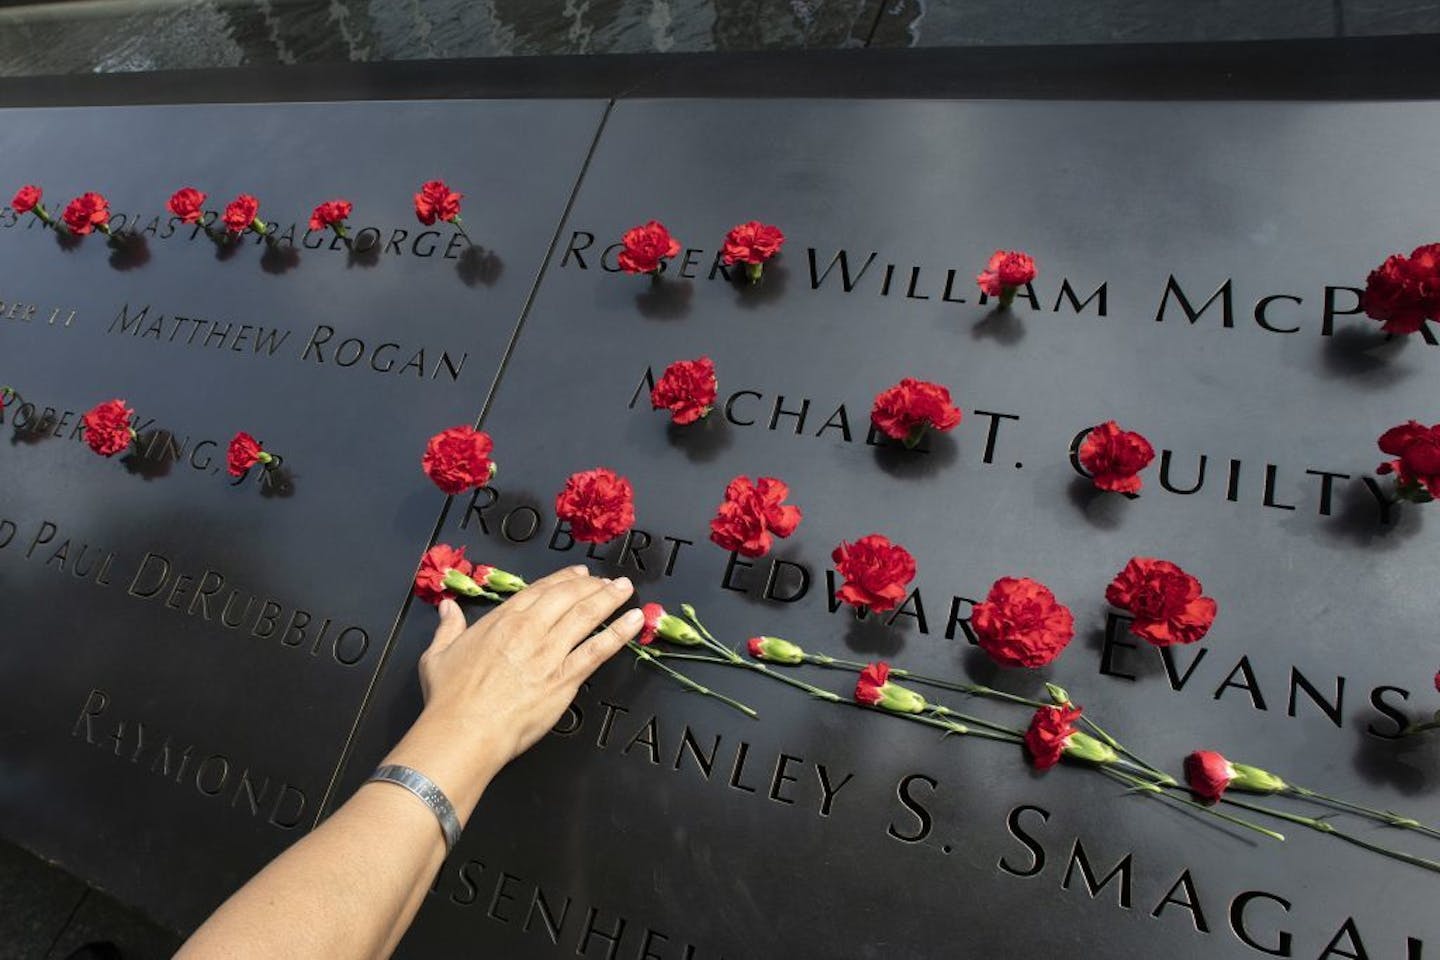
[416,565,642,768]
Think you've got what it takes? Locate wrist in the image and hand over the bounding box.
[380,711,507,825]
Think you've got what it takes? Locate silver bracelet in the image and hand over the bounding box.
[367,764,462,854]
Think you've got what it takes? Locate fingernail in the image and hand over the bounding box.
[619,608,644,627]
[438,598,458,617]
[610,576,633,592]
[569,565,589,575]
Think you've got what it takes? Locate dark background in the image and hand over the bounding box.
[3,7,1440,958]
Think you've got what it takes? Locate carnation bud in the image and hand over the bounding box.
[1062,731,1117,766]
[655,611,703,645]
[440,567,484,597]
[1227,761,1287,795]
[746,635,805,665]
[876,680,927,715]
[1045,682,1071,705]
[475,566,526,595]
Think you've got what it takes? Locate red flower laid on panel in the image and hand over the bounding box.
[639,602,703,646]
[1024,704,1114,770]
[970,576,1075,668]
[831,534,916,613]
[854,661,927,714]
[618,220,680,278]
[650,356,717,425]
[62,193,112,237]
[221,194,271,239]
[1376,420,1440,503]
[721,220,785,283]
[555,467,635,543]
[422,426,497,495]
[413,544,474,605]
[1363,245,1440,335]
[870,378,962,449]
[167,187,207,225]
[1183,750,1287,804]
[414,180,466,236]
[226,431,276,477]
[12,184,54,227]
[709,476,802,559]
[1077,420,1155,494]
[1105,557,1217,647]
[309,198,353,238]
[82,398,136,457]
[976,249,1036,308]
[746,635,806,664]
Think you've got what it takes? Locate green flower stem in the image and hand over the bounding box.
[1287,785,1440,841]
[877,706,1022,744]
[627,642,757,719]
[1104,769,1286,842]
[647,651,733,667]
[1404,717,1440,736]
[1217,794,1440,875]
[804,654,1175,783]
[1077,717,1175,784]
[680,606,843,703]
[647,635,841,704]
[929,705,1025,739]
[805,655,1048,709]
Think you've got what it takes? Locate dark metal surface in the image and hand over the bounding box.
[0,97,606,932]
[7,36,1440,108]
[335,98,1440,958]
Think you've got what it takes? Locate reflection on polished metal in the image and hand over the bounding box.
[0,96,605,932]
[338,98,1440,958]
[2,54,1440,960]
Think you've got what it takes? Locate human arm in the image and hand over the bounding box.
[176,565,642,960]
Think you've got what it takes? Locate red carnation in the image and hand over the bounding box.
[221,194,268,237]
[62,193,111,237]
[1024,704,1082,770]
[414,180,463,227]
[12,184,53,227]
[309,198,352,236]
[1078,421,1156,494]
[81,399,135,457]
[1363,245,1440,335]
[1183,749,1233,803]
[167,187,207,225]
[1377,420,1440,502]
[709,475,802,558]
[650,356,717,425]
[226,431,274,477]
[831,534,916,613]
[871,378,963,449]
[1182,750,1286,803]
[637,601,701,646]
[855,661,890,706]
[618,220,680,277]
[555,467,635,543]
[11,184,40,214]
[639,602,665,646]
[1106,557,1217,647]
[971,577,1075,668]
[413,543,475,605]
[421,426,496,495]
[976,249,1037,306]
[721,220,785,283]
